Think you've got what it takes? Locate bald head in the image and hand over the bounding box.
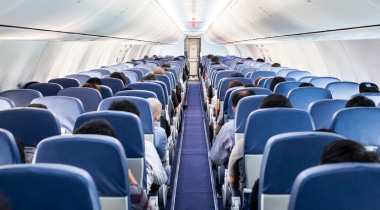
[152,67,166,75]
[147,97,162,122]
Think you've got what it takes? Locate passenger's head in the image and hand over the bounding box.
[86,77,102,85]
[109,72,128,85]
[259,94,293,108]
[108,100,140,117]
[211,56,220,64]
[22,81,39,89]
[231,89,256,109]
[161,62,171,69]
[152,67,166,75]
[254,76,263,87]
[320,139,380,164]
[226,80,244,90]
[256,58,265,63]
[147,98,162,122]
[299,82,314,87]
[25,103,47,109]
[228,72,244,78]
[141,73,157,81]
[269,76,286,91]
[345,95,375,108]
[271,63,281,67]
[207,54,214,59]
[82,83,100,92]
[359,82,379,93]
[74,119,117,138]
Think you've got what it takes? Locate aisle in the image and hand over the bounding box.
[173,81,216,210]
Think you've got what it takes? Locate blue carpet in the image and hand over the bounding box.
[174,82,215,210]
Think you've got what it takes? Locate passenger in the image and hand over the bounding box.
[82,83,101,93]
[147,98,168,163]
[140,73,157,81]
[253,76,263,87]
[210,89,255,198]
[359,82,379,93]
[345,95,375,108]
[228,94,292,195]
[151,67,166,75]
[22,81,39,89]
[269,76,286,91]
[256,58,265,62]
[73,119,153,210]
[271,63,281,67]
[161,62,171,70]
[86,77,103,85]
[25,103,47,109]
[110,72,129,85]
[249,139,379,210]
[211,56,220,65]
[299,82,314,87]
[108,100,168,193]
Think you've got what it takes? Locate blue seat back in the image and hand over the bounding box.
[122,71,138,83]
[48,78,80,88]
[0,164,101,210]
[288,87,332,110]
[101,77,126,94]
[98,96,154,136]
[289,163,380,210]
[258,77,271,87]
[0,128,21,165]
[31,96,85,133]
[273,81,303,96]
[0,96,15,110]
[245,108,314,154]
[58,87,102,112]
[352,92,380,105]
[259,132,344,208]
[326,81,359,99]
[125,69,144,80]
[310,77,340,88]
[91,68,111,76]
[286,71,311,80]
[65,74,91,85]
[126,82,166,108]
[35,135,130,198]
[218,78,253,100]
[115,90,158,99]
[330,107,380,146]
[27,83,63,96]
[0,108,61,147]
[78,71,103,78]
[98,85,113,99]
[235,95,267,133]
[74,111,144,159]
[240,67,256,76]
[213,70,237,88]
[298,76,316,83]
[250,71,277,82]
[156,74,172,93]
[277,69,298,77]
[0,89,42,107]
[308,99,347,130]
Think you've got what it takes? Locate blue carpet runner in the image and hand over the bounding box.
[174,81,215,210]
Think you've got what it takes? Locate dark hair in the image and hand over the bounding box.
[82,83,100,92]
[229,72,245,78]
[320,139,380,164]
[362,86,380,93]
[141,73,157,81]
[259,94,293,108]
[121,87,134,91]
[345,95,375,108]
[211,56,219,63]
[254,76,263,87]
[110,72,128,85]
[14,138,26,163]
[26,103,47,109]
[226,80,244,90]
[269,76,286,91]
[359,82,379,93]
[161,62,171,69]
[86,77,103,85]
[271,63,281,67]
[22,81,39,89]
[299,82,314,87]
[256,58,265,62]
[108,100,140,117]
[74,119,117,138]
[231,89,256,107]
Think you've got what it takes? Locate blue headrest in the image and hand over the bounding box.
[27,83,63,96]
[48,78,80,88]
[101,77,126,94]
[310,77,340,88]
[0,128,21,165]
[218,78,253,100]
[126,82,166,108]
[250,71,277,81]
[0,164,101,210]
[115,90,158,99]
[121,71,138,83]
[58,87,102,112]
[31,96,85,133]
[286,71,312,80]
[213,70,237,88]
[65,74,91,85]
[98,96,154,135]
[245,108,314,154]
[308,99,347,130]
[260,132,345,195]
[235,95,267,132]
[325,81,359,99]
[0,108,61,147]
[124,69,143,80]
[288,87,332,110]
[289,163,380,210]
[0,96,15,110]
[156,74,172,92]
[273,81,303,96]
[98,85,113,99]
[277,69,298,77]
[35,134,130,197]
[0,89,43,107]
[330,107,380,146]
[74,111,144,158]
